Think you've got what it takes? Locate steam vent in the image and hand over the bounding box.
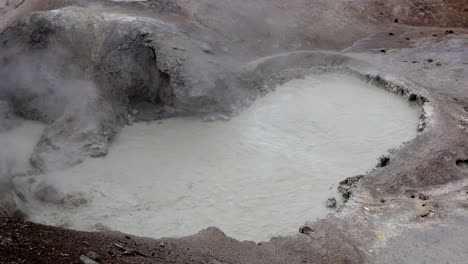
[0,0,467,263]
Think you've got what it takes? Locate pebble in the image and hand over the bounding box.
[80,255,99,264]
[199,42,212,53]
[325,197,337,208]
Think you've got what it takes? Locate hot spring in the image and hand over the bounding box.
[17,73,419,242]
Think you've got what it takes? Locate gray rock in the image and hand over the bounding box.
[338,175,364,202]
[80,255,99,264]
[199,42,213,53]
[326,197,337,208]
[0,8,245,170]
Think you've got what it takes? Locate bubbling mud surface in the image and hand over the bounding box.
[26,74,420,241]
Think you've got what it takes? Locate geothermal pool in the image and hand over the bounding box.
[24,73,419,241]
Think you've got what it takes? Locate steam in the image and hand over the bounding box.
[0,41,102,215]
[0,46,98,122]
[0,101,26,179]
[0,0,347,219]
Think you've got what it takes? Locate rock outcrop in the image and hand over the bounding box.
[0,6,250,170]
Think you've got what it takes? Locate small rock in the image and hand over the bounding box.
[338,185,351,201]
[338,175,364,202]
[299,226,314,235]
[159,242,165,247]
[80,255,99,264]
[445,30,454,34]
[377,155,390,167]
[339,175,364,186]
[420,210,434,218]
[114,243,125,251]
[427,59,433,63]
[418,193,429,200]
[408,94,418,102]
[199,42,212,53]
[325,197,337,208]
[380,49,386,53]
[388,33,394,36]
[394,18,399,23]
[171,46,185,51]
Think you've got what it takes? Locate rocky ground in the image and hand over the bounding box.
[0,0,467,263]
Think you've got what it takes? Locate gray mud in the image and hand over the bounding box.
[0,0,467,263]
[23,73,419,242]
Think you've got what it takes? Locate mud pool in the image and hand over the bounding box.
[25,73,420,242]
